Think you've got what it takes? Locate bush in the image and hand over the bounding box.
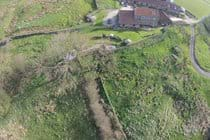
[203,16,210,32]
[0,89,11,117]
[2,55,27,96]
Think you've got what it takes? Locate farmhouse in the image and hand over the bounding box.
[118,6,171,27]
[127,0,184,16]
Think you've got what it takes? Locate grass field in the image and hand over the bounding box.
[195,36,210,71]
[0,74,99,140]
[4,75,98,140]
[81,26,161,46]
[3,24,209,140]
[99,26,210,139]
[0,33,99,140]
[0,0,22,39]
[175,0,210,18]
[96,0,119,9]
[1,0,210,139]
[10,35,52,59]
[0,0,95,37]
[7,0,95,33]
[194,18,210,72]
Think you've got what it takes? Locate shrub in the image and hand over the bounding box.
[0,89,11,117]
[2,55,27,96]
[202,16,210,33]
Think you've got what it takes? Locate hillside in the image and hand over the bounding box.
[0,33,99,139]
[1,0,210,140]
[0,0,95,39]
[78,25,210,139]
[194,16,210,72]
[175,0,210,18]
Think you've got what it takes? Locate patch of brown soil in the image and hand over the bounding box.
[85,78,115,140]
[84,77,126,140]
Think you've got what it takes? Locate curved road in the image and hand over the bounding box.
[190,25,210,78]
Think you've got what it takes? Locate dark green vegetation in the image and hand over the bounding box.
[13,0,94,32]
[82,27,161,46]
[95,26,210,139]
[0,0,95,38]
[1,0,210,140]
[0,33,99,139]
[0,0,18,39]
[195,17,210,71]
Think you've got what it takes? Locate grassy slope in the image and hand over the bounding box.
[101,26,210,139]
[195,36,210,71]
[84,27,160,41]
[9,0,94,33]
[10,35,52,58]
[0,0,23,39]
[195,18,210,72]
[1,0,210,139]
[0,34,99,140]
[81,27,161,46]
[96,0,119,9]
[175,0,210,18]
[8,75,98,140]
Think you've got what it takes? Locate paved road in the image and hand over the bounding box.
[190,25,210,78]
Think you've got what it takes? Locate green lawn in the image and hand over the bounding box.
[175,0,210,18]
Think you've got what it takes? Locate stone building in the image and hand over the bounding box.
[118,6,171,27]
[127,0,184,16]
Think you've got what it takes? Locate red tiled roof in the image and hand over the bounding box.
[131,0,182,11]
[118,9,136,25]
[134,7,159,16]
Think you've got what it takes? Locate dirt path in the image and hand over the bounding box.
[84,77,125,140]
[189,25,210,78]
